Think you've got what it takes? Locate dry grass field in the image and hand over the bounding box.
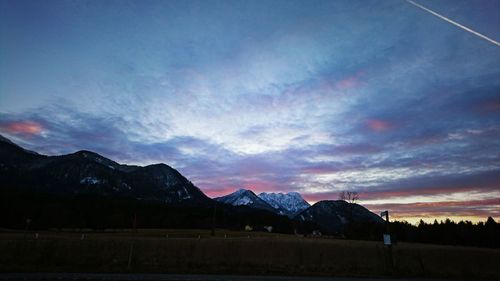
[1,229,499,280]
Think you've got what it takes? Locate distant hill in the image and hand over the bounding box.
[296,200,384,234]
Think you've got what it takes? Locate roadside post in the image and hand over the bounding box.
[380,211,391,246]
[380,210,394,272]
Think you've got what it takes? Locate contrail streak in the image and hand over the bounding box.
[406,0,500,47]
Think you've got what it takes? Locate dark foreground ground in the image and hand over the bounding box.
[0,273,453,281]
[1,229,499,280]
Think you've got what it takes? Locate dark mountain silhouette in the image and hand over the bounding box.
[296,200,384,234]
[0,134,43,165]
[0,135,210,205]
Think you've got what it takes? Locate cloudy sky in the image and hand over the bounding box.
[1,0,499,223]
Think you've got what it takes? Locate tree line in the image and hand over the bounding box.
[389,217,500,248]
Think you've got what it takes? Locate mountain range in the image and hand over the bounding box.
[0,135,210,205]
[215,189,277,213]
[215,189,310,218]
[0,134,383,234]
[259,192,311,217]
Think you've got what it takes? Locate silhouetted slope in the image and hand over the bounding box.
[296,200,384,234]
[0,134,210,205]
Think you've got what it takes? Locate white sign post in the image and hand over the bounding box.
[380,210,394,271]
[380,210,391,247]
[383,234,391,245]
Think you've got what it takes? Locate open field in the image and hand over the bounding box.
[0,228,282,240]
[0,273,452,281]
[0,273,453,281]
[1,229,499,280]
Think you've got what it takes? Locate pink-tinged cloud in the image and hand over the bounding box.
[479,101,500,112]
[238,179,287,194]
[203,181,280,198]
[197,173,287,198]
[337,78,357,89]
[334,72,364,90]
[366,119,394,132]
[204,187,240,198]
[0,120,43,136]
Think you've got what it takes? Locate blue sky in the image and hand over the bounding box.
[1,0,499,222]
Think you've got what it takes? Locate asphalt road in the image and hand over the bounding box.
[0,273,454,281]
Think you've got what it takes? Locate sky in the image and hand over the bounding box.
[1,0,499,223]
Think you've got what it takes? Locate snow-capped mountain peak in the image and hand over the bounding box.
[215,189,311,217]
[215,188,275,212]
[258,191,311,217]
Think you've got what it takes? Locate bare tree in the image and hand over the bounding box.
[339,191,359,204]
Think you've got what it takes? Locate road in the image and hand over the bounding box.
[0,273,454,281]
